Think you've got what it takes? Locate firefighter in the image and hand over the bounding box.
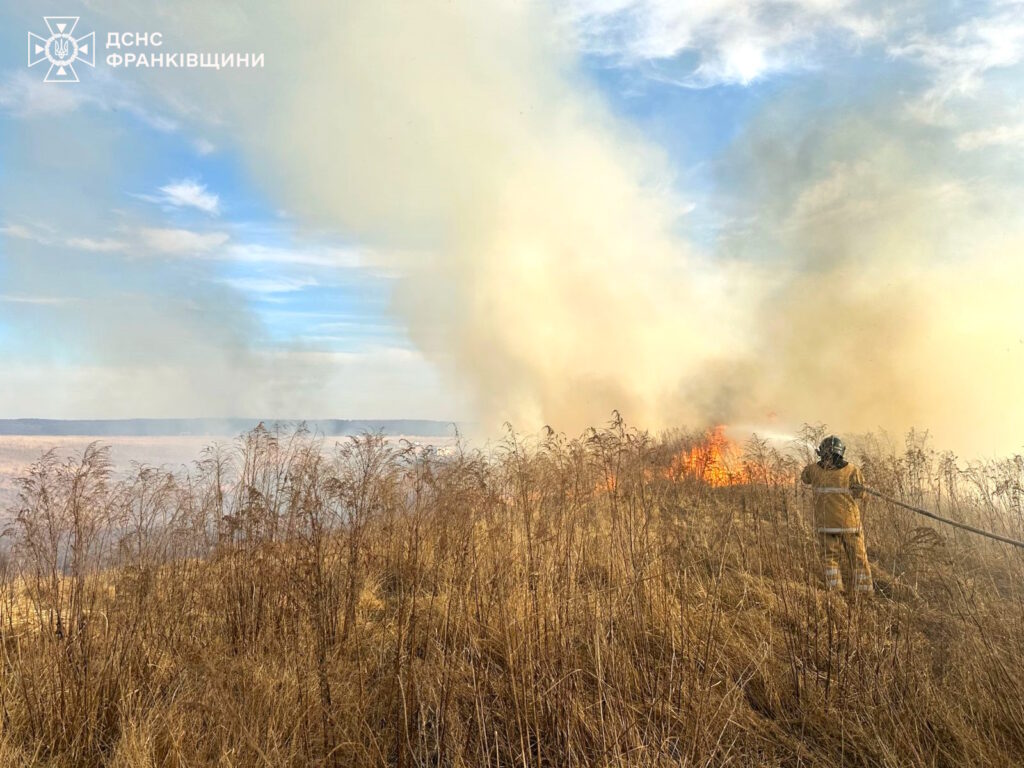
[801,435,873,595]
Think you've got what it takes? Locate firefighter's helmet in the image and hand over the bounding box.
[817,435,846,459]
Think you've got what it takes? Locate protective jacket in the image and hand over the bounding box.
[800,460,865,532]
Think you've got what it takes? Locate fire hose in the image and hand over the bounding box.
[853,484,1024,549]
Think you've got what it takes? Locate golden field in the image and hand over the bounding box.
[0,419,1021,767]
[0,437,218,507]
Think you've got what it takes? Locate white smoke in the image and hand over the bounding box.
[86,0,1024,455]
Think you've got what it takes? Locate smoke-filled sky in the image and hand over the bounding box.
[1,1,1023,455]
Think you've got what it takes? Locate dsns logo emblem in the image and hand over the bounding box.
[27,17,95,83]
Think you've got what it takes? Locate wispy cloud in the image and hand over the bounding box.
[564,0,881,86]
[219,276,319,294]
[5,217,380,275]
[138,179,221,215]
[890,8,1024,120]
[160,180,220,214]
[892,13,1024,93]
[0,294,74,306]
[139,228,230,253]
[0,69,179,130]
[0,70,90,117]
[0,223,38,240]
[6,225,132,253]
[224,243,366,268]
[565,1,1024,97]
[957,122,1024,150]
[66,237,129,252]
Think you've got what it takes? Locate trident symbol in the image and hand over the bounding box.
[27,17,95,83]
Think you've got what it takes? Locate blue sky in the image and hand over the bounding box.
[1,1,1023,450]
[0,2,433,417]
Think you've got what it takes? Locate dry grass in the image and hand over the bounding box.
[0,436,221,508]
[0,417,1022,767]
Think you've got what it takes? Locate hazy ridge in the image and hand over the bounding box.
[0,418,459,438]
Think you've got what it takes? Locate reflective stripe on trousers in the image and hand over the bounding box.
[819,530,873,595]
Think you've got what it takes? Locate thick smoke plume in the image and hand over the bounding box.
[108,0,1024,455]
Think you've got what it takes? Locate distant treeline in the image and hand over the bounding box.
[0,418,460,437]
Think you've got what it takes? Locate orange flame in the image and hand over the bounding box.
[668,426,749,487]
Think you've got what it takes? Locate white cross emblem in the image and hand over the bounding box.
[27,17,95,83]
